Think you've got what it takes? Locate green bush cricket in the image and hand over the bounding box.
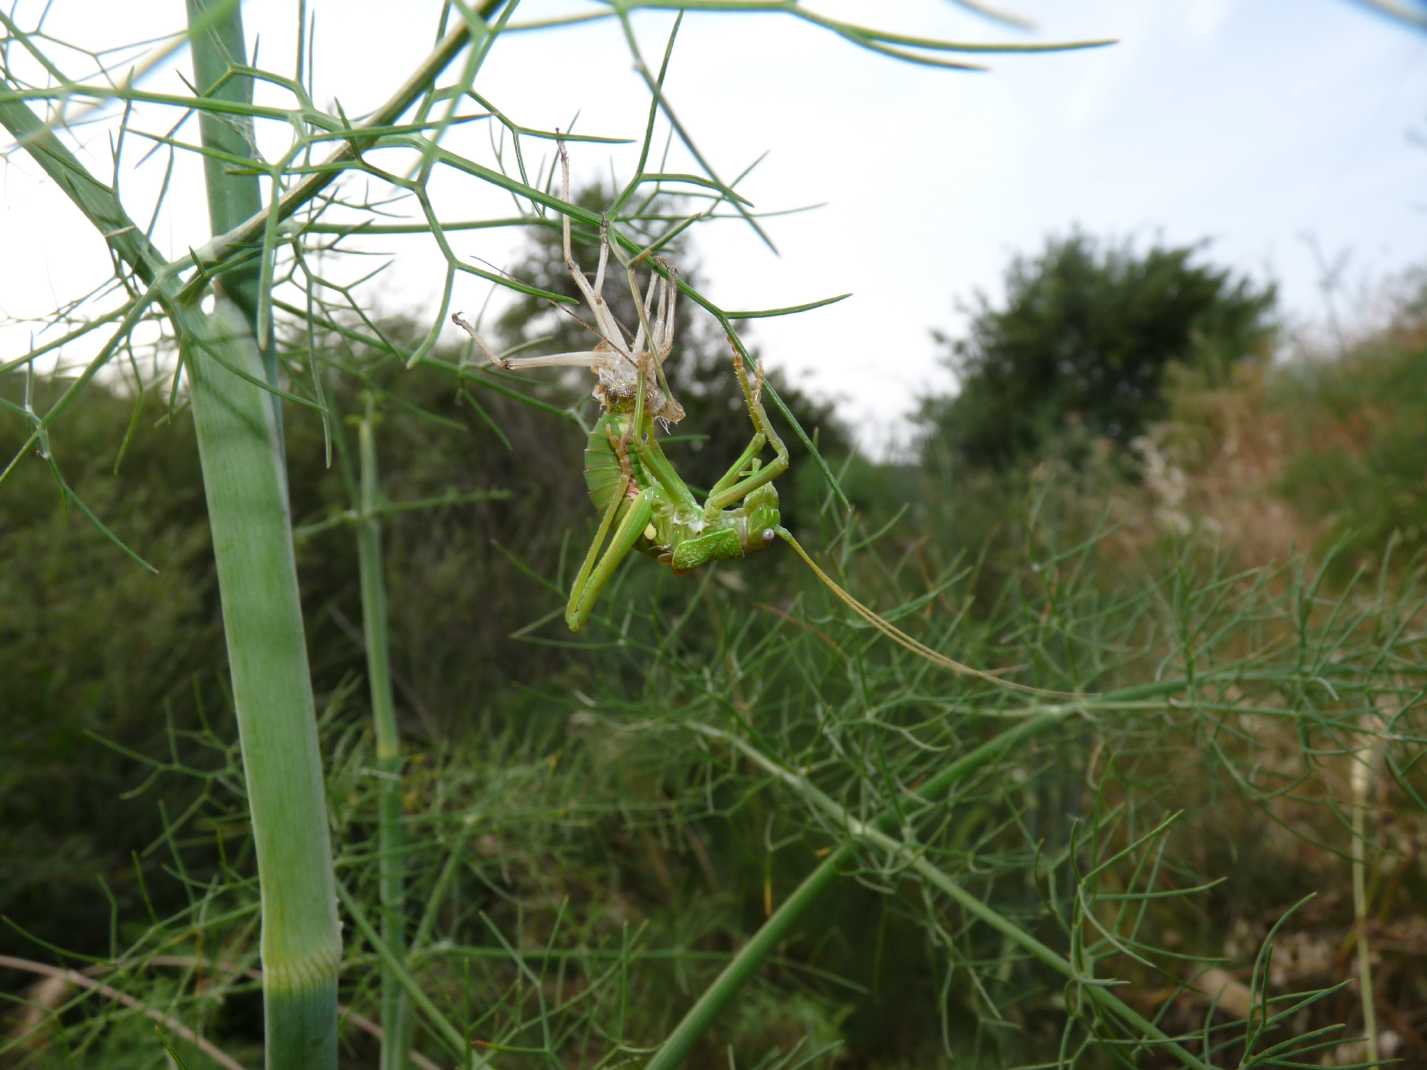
[455,144,1074,699]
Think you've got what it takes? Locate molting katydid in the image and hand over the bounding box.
[454,145,1076,699]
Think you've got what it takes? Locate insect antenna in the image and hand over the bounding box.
[776,528,1083,700]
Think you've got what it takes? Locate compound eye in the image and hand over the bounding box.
[762,528,775,542]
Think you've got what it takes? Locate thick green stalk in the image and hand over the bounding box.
[184,0,282,436]
[188,298,341,1068]
[0,65,341,1070]
[355,398,410,1069]
[183,5,340,1067]
[185,0,264,318]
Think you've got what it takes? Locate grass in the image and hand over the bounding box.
[3,421,1424,1063]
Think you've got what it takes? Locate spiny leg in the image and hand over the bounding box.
[592,406,698,527]
[623,419,701,514]
[566,485,657,632]
[708,433,768,502]
[566,460,629,623]
[607,393,686,544]
[706,343,790,512]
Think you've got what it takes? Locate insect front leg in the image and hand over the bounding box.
[707,435,767,502]
[705,344,790,513]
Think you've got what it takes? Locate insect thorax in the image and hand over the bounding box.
[668,484,781,572]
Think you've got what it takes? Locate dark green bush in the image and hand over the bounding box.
[917,231,1277,473]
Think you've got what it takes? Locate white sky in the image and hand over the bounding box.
[3,1,1425,454]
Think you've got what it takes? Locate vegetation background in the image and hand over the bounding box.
[2,2,1425,1068]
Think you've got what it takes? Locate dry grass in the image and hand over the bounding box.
[1106,360,1319,568]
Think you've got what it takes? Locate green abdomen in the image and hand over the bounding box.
[583,412,633,514]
